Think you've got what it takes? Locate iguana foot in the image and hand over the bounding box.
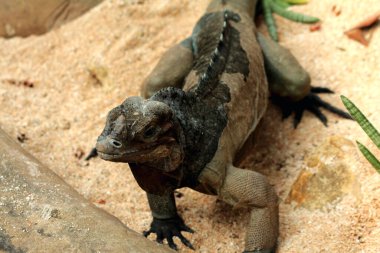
[84,147,98,161]
[143,215,195,251]
[262,0,320,41]
[272,86,352,128]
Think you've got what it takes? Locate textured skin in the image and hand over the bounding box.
[183,4,278,250]
[218,165,278,250]
[97,0,278,251]
[95,0,348,252]
[256,32,311,101]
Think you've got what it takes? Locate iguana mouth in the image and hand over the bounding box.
[97,145,157,161]
[96,135,177,162]
[97,151,129,160]
[97,140,174,162]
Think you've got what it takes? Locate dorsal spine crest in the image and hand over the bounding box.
[194,10,232,97]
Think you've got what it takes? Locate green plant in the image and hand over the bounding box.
[263,0,320,41]
[341,95,380,173]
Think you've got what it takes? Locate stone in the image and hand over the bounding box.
[0,0,103,38]
[286,136,362,210]
[0,128,173,253]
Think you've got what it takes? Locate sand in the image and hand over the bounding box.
[0,0,379,252]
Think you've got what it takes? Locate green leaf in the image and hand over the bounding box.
[357,141,380,173]
[263,0,279,41]
[274,0,290,9]
[271,0,320,23]
[341,95,380,149]
[285,0,310,4]
[262,0,319,41]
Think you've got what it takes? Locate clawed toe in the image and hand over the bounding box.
[272,86,352,128]
[144,216,195,251]
[84,147,98,160]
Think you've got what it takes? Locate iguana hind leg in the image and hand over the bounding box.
[257,32,311,101]
[141,37,194,98]
[257,32,351,127]
[219,164,278,252]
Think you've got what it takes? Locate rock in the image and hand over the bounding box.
[286,136,362,210]
[0,0,103,38]
[0,127,173,253]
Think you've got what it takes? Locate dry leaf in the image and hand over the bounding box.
[97,199,106,204]
[310,23,322,32]
[332,5,342,16]
[345,29,369,46]
[345,10,380,46]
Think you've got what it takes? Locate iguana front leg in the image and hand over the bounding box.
[144,193,194,250]
[141,37,193,98]
[257,32,351,127]
[198,163,278,253]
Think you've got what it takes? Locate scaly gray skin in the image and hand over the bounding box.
[95,0,350,252]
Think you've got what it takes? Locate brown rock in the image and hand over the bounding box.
[0,0,103,38]
[0,128,173,253]
[286,136,362,210]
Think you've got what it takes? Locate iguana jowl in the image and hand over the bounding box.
[95,0,350,252]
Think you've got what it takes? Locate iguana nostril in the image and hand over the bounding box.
[110,139,122,148]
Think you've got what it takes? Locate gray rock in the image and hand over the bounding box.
[0,128,173,253]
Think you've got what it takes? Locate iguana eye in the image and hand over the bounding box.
[143,125,159,139]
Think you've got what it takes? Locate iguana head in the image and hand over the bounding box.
[96,96,183,172]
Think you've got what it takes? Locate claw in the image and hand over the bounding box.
[308,105,328,126]
[143,230,151,237]
[156,230,164,243]
[311,86,334,94]
[84,147,98,161]
[178,233,195,250]
[167,236,178,251]
[293,107,304,128]
[181,224,195,234]
[145,216,195,250]
[316,98,352,119]
[272,86,352,128]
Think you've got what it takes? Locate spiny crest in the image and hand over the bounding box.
[194,10,233,97]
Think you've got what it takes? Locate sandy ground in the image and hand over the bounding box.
[0,0,379,252]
